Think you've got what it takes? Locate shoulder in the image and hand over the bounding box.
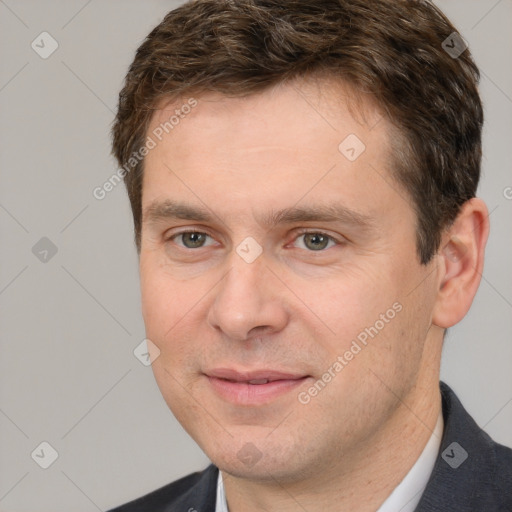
[417,382,512,512]
[106,464,218,512]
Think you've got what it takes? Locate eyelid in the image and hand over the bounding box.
[165,225,212,239]
[164,227,346,250]
[166,228,217,247]
[290,228,345,246]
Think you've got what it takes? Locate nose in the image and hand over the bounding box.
[207,249,289,342]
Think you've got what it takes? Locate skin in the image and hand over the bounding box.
[139,77,489,512]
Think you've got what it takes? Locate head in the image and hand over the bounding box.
[112,0,489,483]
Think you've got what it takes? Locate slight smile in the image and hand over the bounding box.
[205,368,311,405]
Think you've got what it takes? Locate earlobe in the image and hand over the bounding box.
[432,198,490,328]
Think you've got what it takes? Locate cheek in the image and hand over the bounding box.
[304,267,400,351]
[140,262,193,366]
[141,257,190,330]
[306,263,427,393]
[140,275,169,339]
[140,258,218,377]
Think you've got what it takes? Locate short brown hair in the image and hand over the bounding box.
[111,0,483,264]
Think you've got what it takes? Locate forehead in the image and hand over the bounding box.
[142,77,408,224]
[149,76,386,145]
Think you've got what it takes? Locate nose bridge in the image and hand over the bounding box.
[227,255,263,303]
[208,247,287,341]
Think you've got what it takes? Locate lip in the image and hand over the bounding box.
[205,368,310,405]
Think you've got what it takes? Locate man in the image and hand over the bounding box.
[108,0,512,510]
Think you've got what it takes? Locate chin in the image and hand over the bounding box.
[204,433,316,483]
[217,456,296,482]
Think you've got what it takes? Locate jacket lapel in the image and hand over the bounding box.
[415,382,508,511]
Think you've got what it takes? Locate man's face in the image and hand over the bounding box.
[139,79,442,482]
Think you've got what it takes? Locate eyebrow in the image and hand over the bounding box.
[143,200,212,224]
[143,199,375,232]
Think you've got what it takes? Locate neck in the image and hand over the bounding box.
[222,360,442,512]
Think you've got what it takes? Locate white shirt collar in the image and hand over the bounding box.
[377,410,444,512]
[216,468,228,512]
[215,410,443,512]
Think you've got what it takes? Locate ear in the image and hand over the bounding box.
[432,198,490,329]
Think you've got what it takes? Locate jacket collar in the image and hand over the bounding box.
[415,381,504,511]
[179,382,508,512]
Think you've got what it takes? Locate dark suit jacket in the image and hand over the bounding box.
[108,382,512,511]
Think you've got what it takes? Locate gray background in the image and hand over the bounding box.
[0,1,510,510]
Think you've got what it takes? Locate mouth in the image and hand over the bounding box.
[205,368,310,405]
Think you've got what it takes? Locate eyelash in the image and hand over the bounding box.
[167,229,216,248]
[167,229,342,251]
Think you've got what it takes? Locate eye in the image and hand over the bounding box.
[169,231,215,249]
[293,231,338,251]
